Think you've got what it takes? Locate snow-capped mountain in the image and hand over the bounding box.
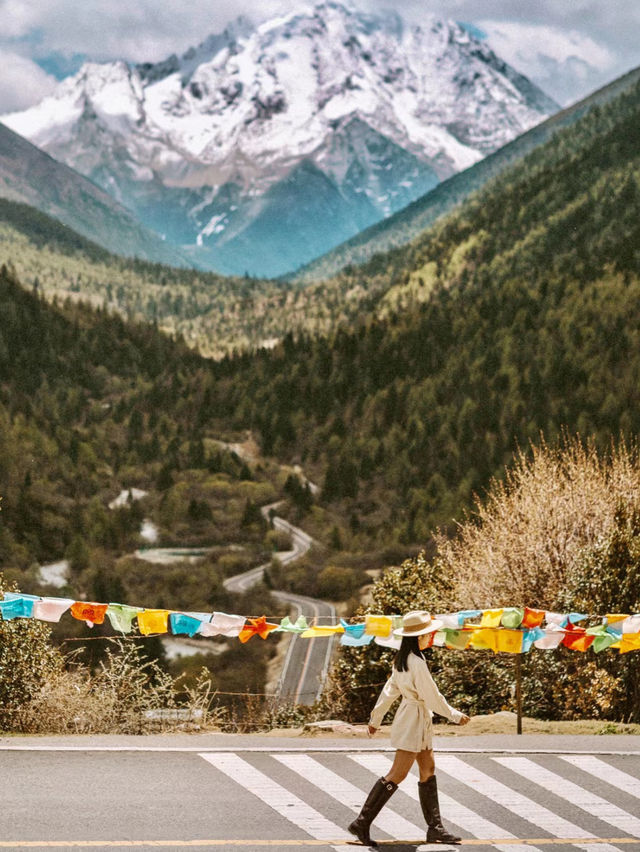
[2,2,558,277]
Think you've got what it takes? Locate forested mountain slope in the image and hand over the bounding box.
[203,75,640,546]
[0,196,389,356]
[294,64,640,284]
[0,122,187,268]
[0,266,274,581]
[0,198,300,358]
[0,266,289,696]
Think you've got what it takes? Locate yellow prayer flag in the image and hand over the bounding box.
[619,633,640,654]
[301,625,345,638]
[470,628,498,651]
[480,608,503,628]
[137,609,170,635]
[495,629,524,654]
[605,613,629,624]
[364,615,393,637]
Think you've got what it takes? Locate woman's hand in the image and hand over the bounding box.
[458,714,471,726]
[367,724,377,736]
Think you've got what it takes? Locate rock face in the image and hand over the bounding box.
[2,2,558,277]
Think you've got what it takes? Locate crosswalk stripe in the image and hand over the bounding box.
[437,755,624,852]
[274,752,424,841]
[198,753,352,852]
[351,752,544,852]
[559,756,640,800]
[0,839,639,848]
[495,757,640,838]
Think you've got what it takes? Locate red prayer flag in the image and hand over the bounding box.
[522,607,545,628]
[562,627,595,652]
[70,601,108,625]
[238,616,279,643]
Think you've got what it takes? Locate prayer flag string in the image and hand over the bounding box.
[1,593,639,654]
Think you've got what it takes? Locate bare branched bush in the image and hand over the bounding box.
[435,435,640,608]
[430,435,640,721]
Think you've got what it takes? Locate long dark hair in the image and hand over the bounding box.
[394,635,425,672]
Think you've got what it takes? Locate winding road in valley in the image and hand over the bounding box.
[40,457,337,704]
[224,503,337,705]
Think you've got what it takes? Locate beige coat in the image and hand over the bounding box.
[369,652,463,752]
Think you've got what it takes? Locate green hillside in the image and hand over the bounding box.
[294,65,640,284]
[0,263,281,588]
[205,73,640,548]
[0,198,285,358]
[0,197,379,358]
[0,260,296,692]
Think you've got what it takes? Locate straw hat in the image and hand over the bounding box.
[394,610,442,637]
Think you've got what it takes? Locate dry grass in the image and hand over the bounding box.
[432,712,640,736]
[17,642,224,735]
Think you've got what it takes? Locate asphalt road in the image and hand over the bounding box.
[1,738,639,851]
[224,504,335,705]
[271,590,336,704]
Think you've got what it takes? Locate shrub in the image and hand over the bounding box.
[264,529,292,552]
[317,565,361,600]
[0,576,63,729]
[554,503,640,721]
[17,641,223,734]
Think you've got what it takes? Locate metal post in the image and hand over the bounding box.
[515,653,523,735]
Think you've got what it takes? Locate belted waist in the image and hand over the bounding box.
[400,697,424,706]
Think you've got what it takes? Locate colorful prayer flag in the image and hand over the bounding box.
[238,616,279,643]
[137,609,170,635]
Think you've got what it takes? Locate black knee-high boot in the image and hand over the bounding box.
[418,775,461,844]
[348,777,398,847]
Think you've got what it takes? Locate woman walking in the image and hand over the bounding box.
[348,610,470,847]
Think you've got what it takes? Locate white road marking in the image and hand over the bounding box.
[275,752,424,841]
[559,755,640,800]
[437,755,624,852]
[495,757,640,837]
[351,752,544,852]
[199,752,353,852]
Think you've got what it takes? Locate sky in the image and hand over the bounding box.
[1,0,639,112]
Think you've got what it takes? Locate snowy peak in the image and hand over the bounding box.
[2,1,558,276]
[136,15,255,86]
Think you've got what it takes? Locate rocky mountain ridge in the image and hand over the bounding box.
[2,2,558,276]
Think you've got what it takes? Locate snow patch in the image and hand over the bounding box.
[140,519,159,543]
[39,560,69,589]
[109,488,148,509]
